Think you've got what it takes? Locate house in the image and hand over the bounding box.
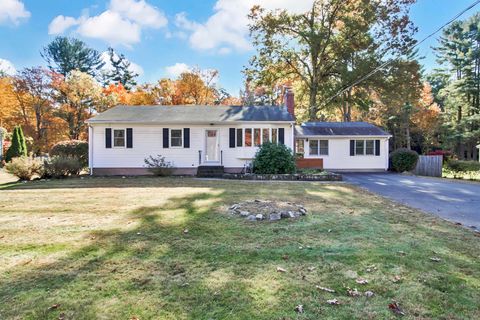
[86,90,390,175]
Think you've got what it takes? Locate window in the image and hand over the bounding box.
[245,128,252,147]
[170,129,183,147]
[296,139,304,154]
[254,128,261,146]
[271,128,278,144]
[319,140,329,155]
[236,129,243,147]
[354,140,375,156]
[355,140,365,155]
[309,140,319,155]
[113,129,125,147]
[365,140,375,155]
[262,128,270,144]
[308,139,328,156]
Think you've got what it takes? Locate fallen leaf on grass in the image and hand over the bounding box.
[392,275,402,283]
[294,304,304,313]
[276,267,287,273]
[430,257,441,262]
[326,298,340,305]
[347,288,360,297]
[316,286,335,293]
[355,278,368,285]
[58,313,65,320]
[365,291,374,298]
[388,301,405,316]
[397,251,406,256]
[130,317,140,320]
[183,229,189,234]
[282,255,289,261]
[307,266,316,272]
[48,304,60,310]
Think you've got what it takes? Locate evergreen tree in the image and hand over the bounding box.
[5,126,27,162]
[41,36,105,77]
[102,47,138,89]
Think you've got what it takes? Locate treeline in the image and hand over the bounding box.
[0,36,238,155]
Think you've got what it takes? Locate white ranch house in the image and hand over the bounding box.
[86,91,391,175]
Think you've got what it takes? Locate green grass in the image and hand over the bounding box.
[0,175,479,319]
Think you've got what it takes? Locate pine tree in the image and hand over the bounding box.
[102,48,138,90]
[5,126,27,162]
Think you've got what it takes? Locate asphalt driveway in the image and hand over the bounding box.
[343,172,480,229]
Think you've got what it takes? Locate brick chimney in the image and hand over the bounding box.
[284,87,295,118]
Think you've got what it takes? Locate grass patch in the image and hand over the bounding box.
[0,176,479,319]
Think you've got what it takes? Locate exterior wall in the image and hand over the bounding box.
[298,137,389,171]
[89,123,294,174]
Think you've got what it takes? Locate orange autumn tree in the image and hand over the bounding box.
[0,76,19,129]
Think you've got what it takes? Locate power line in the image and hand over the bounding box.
[322,0,480,107]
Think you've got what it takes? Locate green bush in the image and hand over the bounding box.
[144,154,174,176]
[5,126,27,162]
[253,142,296,174]
[446,160,480,172]
[42,156,84,178]
[5,156,42,180]
[389,148,419,172]
[50,140,88,167]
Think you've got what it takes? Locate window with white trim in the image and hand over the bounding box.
[308,139,328,156]
[113,129,125,147]
[170,129,183,147]
[354,139,376,155]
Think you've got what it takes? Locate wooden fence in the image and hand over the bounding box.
[414,155,443,177]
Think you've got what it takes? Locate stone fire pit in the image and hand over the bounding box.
[229,199,308,221]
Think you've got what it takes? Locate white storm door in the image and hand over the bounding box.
[205,129,219,162]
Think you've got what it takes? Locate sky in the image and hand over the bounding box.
[0,0,479,95]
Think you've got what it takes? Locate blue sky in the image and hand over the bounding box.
[0,0,478,95]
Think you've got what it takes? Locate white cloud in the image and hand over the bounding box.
[77,11,141,46]
[100,50,144,76]
[0,58,16,75]
[48,0,167,47]
[0,0,30,25]
[176,0,314,54]
[48,15,80,34]
[165,62,190,78]
[110,0,167,28]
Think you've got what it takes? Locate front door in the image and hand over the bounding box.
[205,129,219,162]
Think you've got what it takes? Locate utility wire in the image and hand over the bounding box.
[322,0,480,107]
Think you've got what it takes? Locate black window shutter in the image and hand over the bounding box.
[163,128,169,148]
[279,128,285,144]
[229,128,236,148]
[350,140,355,156]
[236,129,243,147]
[105,128,112,148]
[375,139,380,156]
[184,128,190,148]
[126,128,133,148]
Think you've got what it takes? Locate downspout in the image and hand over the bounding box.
[88,125,93,176]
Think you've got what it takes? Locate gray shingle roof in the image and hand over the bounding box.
[295,122,390,136]
[87,105,294,123]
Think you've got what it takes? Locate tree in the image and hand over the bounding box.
[0,77,19,128]
[41,37,105,77]
[102,47,138,89]
[246,0,417,120]
[5,126,27,162]
[51,71,103,140]
[430,14,480,160]
[12,67,53,154]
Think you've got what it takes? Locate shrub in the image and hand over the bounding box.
[5,156,42,180]
[446,160,480,172]
[41,157,84,178]
[144,155,174,176]
[50,140,88,167]
[389,148,419,172]
[253,142,296,174]
[5,126,27,162]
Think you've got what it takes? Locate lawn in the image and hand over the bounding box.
[0,175,479,319]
